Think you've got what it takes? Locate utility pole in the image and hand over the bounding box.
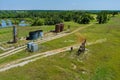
[13,25,17,43]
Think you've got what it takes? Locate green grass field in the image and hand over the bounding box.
[0,25,55,42]
[0,21,80,42]
[0,23,86,65]
[0,15,120,80]
[0,21,81,53]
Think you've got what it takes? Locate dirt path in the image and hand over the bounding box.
[0,24,93,60]
[0,46,26,58]
[0,38,107,72]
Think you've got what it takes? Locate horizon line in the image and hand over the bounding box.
[0,9,120,11]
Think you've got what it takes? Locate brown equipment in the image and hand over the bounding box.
[55,23,64,33]
[55,24,60,33]
[60,23,64,32]
[77,39,86,55]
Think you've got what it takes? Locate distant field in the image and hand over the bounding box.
[0,15,120,80]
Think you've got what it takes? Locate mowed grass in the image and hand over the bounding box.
[0,15,120,80]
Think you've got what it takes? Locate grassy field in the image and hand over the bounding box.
[0,15,120,80]
[0,21,80,42]
[0,25,55,42]
[0,49,4,53]
[0,23,86,65]
[0,21,81,53]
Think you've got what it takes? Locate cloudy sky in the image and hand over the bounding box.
[0,0,119,10]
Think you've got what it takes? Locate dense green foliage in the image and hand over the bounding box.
[96,12,109,24]
[76,13,94,24]
[0,10,94,25]
[112,12,119,17]
[0,10,119,25]
[44,17,63,25]
[32,18,44,26]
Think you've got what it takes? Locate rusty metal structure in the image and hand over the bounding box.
[55,23,64,33]
[77,39,86,55]
[55,24,60,33]
[60,23,64,32]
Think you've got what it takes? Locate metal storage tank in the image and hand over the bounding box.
[55,24,60,33]
[29,31,38,40]
[27,42,33,51]
[37,30,43,38]
[60,23,64,32]
[31,43,38,52]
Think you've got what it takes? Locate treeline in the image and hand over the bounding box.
[0,10,119,26]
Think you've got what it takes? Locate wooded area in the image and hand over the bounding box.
[0,10,119,26]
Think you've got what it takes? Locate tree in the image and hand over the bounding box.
[32,18,44,26]
[52,16,63,24]
[44,18,54,25]
[112,12,118,17]
[63,14,73,21]
[44,16,63,25]
[96,12,109,24]
[76,13,93,24]
[11,19,19,25]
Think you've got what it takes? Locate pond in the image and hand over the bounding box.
[0,20,29,28]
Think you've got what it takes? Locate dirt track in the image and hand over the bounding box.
[0,38,107,72]
[0,24,93,60]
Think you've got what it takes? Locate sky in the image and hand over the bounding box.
[0,0,120,10]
